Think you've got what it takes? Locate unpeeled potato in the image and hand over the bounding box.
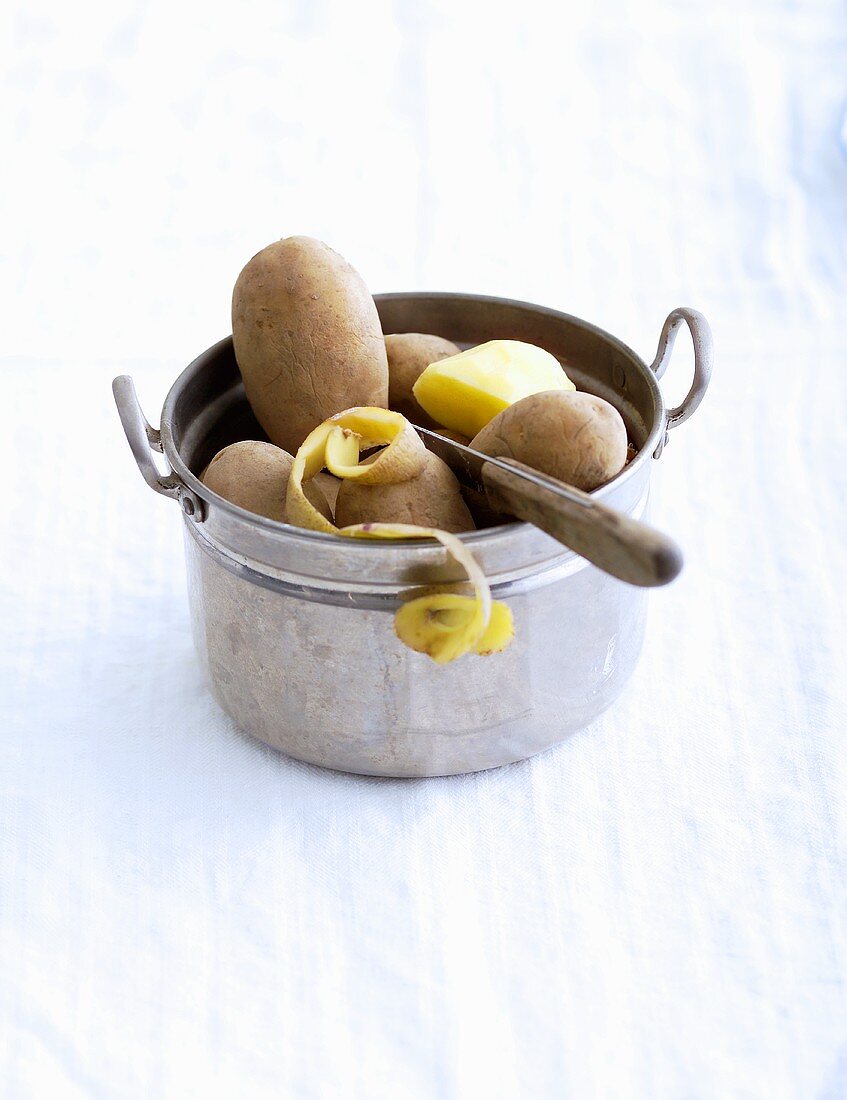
[312,470,342,515]
[232,236,388,454]
[470,390,628,492]
[202,440,331,522]
[334,449,475,533]
[385,332,461,427]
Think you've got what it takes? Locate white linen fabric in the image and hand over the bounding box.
[2,1,846,1097]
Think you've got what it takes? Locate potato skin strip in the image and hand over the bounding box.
[286,408,514,663]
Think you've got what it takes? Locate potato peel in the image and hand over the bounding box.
[323,408,427,484]
[345,524,514,664]
[286,407,514,663]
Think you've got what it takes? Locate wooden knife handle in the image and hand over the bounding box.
[481,458,683,588]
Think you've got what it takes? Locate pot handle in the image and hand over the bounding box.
[112,375,205,520]
[649,307,713,436]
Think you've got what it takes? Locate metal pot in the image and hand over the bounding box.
[114,294,712,777]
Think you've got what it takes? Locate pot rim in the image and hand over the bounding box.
[159,292,666,552]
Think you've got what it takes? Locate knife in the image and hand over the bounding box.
[414,424,683,588]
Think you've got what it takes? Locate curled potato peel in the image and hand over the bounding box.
[285,407,514,663]
[286,408,427,532]
[345,525,515,664]
[323,407,427,483]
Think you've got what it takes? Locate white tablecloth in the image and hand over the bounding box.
[2,2,846,1097]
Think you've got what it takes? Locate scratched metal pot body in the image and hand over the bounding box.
[115,294,712,777]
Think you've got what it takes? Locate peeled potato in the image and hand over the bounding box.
[232,236,388,454]
[202,440,331,522]
[470,390,628,492]
[385,333,461,427]
[334,450,475,533]
[413,339,575,438]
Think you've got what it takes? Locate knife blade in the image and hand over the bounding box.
[413,424,595,511]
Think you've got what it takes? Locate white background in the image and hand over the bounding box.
[2,1,846,1097]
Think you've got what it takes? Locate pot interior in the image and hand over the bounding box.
[167,293,663,497]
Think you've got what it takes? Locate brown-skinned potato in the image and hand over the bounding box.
[311,471,342,516]
[385,333,461,428]
[334,450,475,533]
[470,390,628,491]
[202,440,331,523]
[232,237,388,453]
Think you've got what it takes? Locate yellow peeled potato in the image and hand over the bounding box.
[202,440,331,522]
[232,236,388,454]
[413,339,575,439]
[385,333,461,427]
[470,390,628,492]
[334,450,475,533]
